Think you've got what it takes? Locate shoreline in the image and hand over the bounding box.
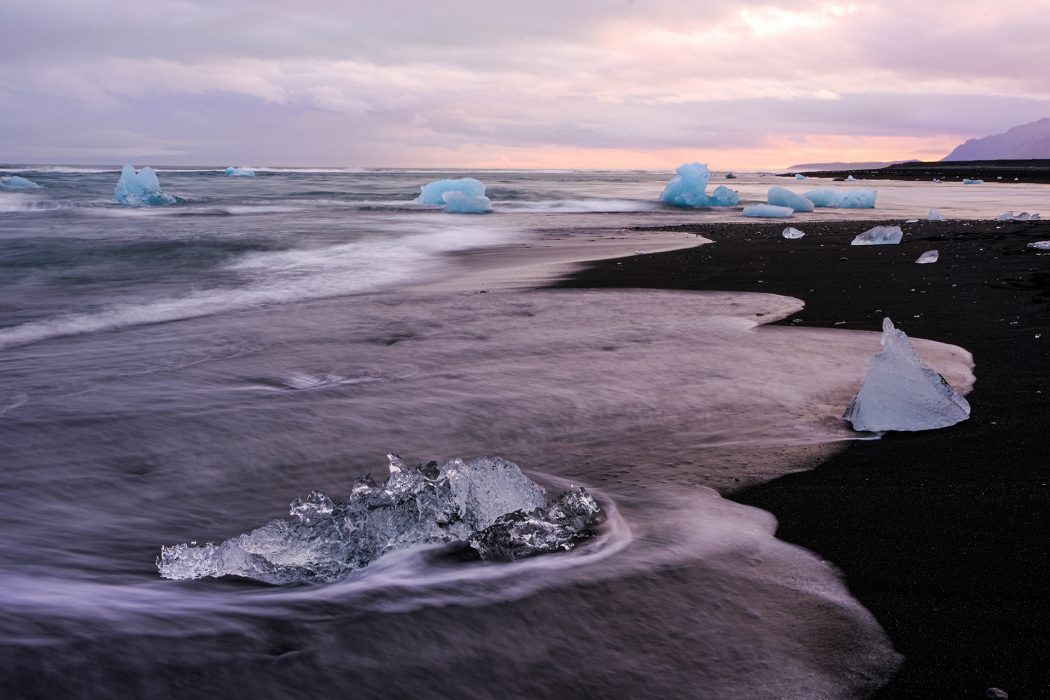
[786,159,1050,184]
[556,218,1050,698]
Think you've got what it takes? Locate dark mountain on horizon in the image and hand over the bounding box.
[943,118,1050,161]
[785,159,917,171]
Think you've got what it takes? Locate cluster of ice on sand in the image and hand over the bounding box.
[157,455,600,584]
[743,204,794,218]
[0,175,41,189]
[916,250,939,264]
[851,225,903,245]
[767,187,814,212]
[1028,241,1050,250]
[802,187,876,209]
[963,178,984,185]
[225,166,256,177]
[418,178,493,214]
[844,318,970,432]
[928,209,946,221]
[782,227,805,239]
[659,163,740,208]
[113,164,177,206]
[996,211,1040,222]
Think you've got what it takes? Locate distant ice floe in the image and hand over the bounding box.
[660,163,740,208]
[846,175,856,181]
[794,173,807,180]
[851,225,902,245]
[996,211,1040,222]
[782,227,805,239]
[1028,241,1050,250]
[767,187,814,212]
[915,250,939,264]
[158,454,600,584]
[928,209,946,221]
[743,203,794,218]
[113,164,177,206]
[802,187,876,209]
[225,166,257,177]
[844,318,970,432]
[0,175,41,189]
[963,178,984,185]
[418,177,493,214]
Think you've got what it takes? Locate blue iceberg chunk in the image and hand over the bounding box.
[963,178,983,185]
[443,190,493,214]
[417,177,492,213]
[835,189,877,209]
[113,164,177,207]
[743,204,794,218]
[767,187,814,212]
[0,175,41,189]
[225,166,256,177]
[660,162,739,208]
[804,188,841,207]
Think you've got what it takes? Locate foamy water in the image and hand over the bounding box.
[0,167,983,698]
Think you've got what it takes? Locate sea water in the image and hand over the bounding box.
[0,167,990,698]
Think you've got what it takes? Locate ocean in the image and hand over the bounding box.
[0,166,996,697]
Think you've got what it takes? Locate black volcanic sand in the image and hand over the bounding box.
[788,159,1050,184]
[558,219,1050,699]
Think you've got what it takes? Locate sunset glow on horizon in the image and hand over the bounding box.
[2,0,1048,169]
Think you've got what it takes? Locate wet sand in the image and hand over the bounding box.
[558,218,1050,698]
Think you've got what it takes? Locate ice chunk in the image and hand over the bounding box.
[905,218,919,224]
[0,175,41,189]
[851,225,903,245]
[743,204,794,218]
[998,211,1037,222]
[916,250,939,264]
[804,188,841,207]
[157,454,597,584]
[1028,241,1050,250]
[781,227,805,239]
[843,318,970,432]
[442,190,493,214]
[225,166,256,177]
[928,209,946,221]
[418,177,488,206]
[767,187,815,212]
[996,211,1014,221]
[113,164,177,206]
[659,162,739,208]
[835,189,877,209]
[846,174,856,181]
[794,173,807,180]
[963,178,984,185]
[932,178,942,183]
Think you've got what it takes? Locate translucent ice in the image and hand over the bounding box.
[846,174,856,181]
[835,189,877,209]
[963,178,984,185]
[225,166,256,177]
[998,211,1038,222]
[0,175,41,189]
[916,250,939,264]
[804,188,841,207]
[794,173,807,180]
[851,225,902,245]
[996,211,1014,221]
[158,455,598,584]
[1028,241,1050,250]
[782,227,805,239]
[113,164,177,206]
[767,187,815,212]
[743,204,794,218]
[928,209,946,221]
[418,177,492,213]
[843,318,970,432]
[660,163,739,208]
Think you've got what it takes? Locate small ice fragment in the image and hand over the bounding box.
[851,225,903,245]
[112,164,177,206]
[996,212,1014,221]
[225,166,256,177]
[843,318,970,432]
[781,227,805,239]
[804,188,841,207]
[846,174,856,181]
[963,178,984,184]
[928,209,946,221]
[794,173,807,180]
[659,163,739,207]
[1027,241,1050,250]
[932,178,942,183]
[916,250,939,264]
[0,175,42,189]
[767,187,815,212]
[835,189,877,209]
[905,219,919,224]
[743,204,794,218]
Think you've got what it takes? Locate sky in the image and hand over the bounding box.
[2,0,1049,169]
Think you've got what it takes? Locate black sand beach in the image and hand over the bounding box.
[789,159,1050,184]
[559,219,1050,698]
